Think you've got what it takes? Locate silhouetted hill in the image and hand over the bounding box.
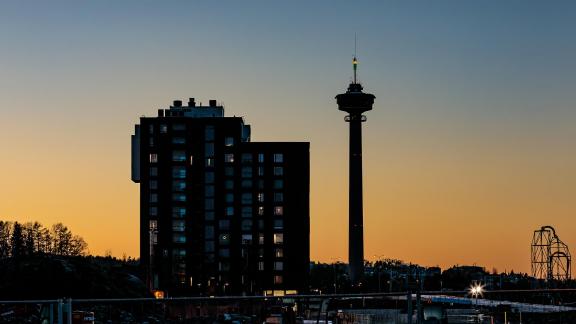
[0,255,150,300]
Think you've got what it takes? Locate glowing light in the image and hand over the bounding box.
[468,282,485,298]
[152,290,165,299]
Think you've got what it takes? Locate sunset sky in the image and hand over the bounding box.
[1,1,575,274]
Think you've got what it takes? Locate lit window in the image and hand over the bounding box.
[273,219,283,229]
[205,241,215,252]
[219,234,230,245]
[172,150,186,162]
[258,248,264,258]
[149,207,157,216]
[173,234,186,243]
[173,248,186,257]
[151,232,158,245]
[149,153,158,163]
[205,126,214,141]
[274,275,283,284]
[274,167,283,176]
[160,124,167,133]
[149,167,158,177]
[172,207,186,218]
[205,185,215,198]
[150,193,158,203]
[241,193,252,205]
[189,155,194,165]
[241,220,252,231]
[274,206,283,216]
[225,180,234,190]
[258,206,264,216]
[149,220,158,230]
[258,153,264,163]
[149,180,157,190]
[173,193,186,202]
[172,137,186,144]
[274,180,283,189]
[241,153,252,163]
[172,166,186,179]
[224,154,234,163]
[258,262,264,271]
[205,143,214,157]
[257,193,264,203]
[173,180,186,192]
[225,137,234,146]
[172,220,185,232]
[205,157,214,167]
[242,234,252,244]
[241,167,252,178]
[205,172,215,183]
[273,153,283,163]
[258,166,264,176]
[205,226,214,239]
[241,207,252,218]
[274,192,283,202]
[274,261,283,271]
[259,233,265,245]
[225,206,234,216]
[273,233,283,244]
[219,220,230,230]
[275,248,283,258]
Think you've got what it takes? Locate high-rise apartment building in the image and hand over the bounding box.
[131,98,309,296]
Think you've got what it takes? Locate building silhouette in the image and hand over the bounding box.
[336,58,375,285]
[131,98,309,296]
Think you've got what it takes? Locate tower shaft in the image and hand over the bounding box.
[348,113,364,283]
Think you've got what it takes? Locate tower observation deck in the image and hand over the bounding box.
[335,57,375,285]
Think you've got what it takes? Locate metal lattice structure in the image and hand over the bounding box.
[531,225,571,281]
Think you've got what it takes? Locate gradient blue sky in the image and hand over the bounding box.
[1,1,575,273]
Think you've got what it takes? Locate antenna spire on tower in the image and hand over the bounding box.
[353,34,358,84]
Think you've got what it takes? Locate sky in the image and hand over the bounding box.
[0,1,575,274]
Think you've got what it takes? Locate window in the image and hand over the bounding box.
[149,137,154,147]
[241,207,252,218]
[172,166,186,179]
[258,179,264,189]
[205,157,214,167]
[173,180,186,191]
[172,150,186,162]
[205,211,214,221]
[274,275,283,284]
[205,143,214,157]
[258,261,264,271]
[205,241,215,252]
[160,124,167,133]
[205,198,214,210]
[149,153,158,163]
[205,126,215,141]
[219,262,230,272]
[241,167,252,178]
[225,193,234,203]
[149,124,154,134]
[273,219,283,229]
[189,155,194,165]
[205,253,215,263]
[150,206,157,216]
[241,220,252,231]
[225,167,234,176]
[219,234,230,245]
[258,206,264,216]
[225,180,234,190]
[274,261,283,271]
[149,167,158,177]
[172,220,185,232]
[173,248,186,257]
[241,193,252,205]
[273,233,284,244]
[275,248,283,258]
[225,206,234,216]
[219,220,230,230]
[257,166,264,177]
[225,137,234,147]
[257,193,265,203]
[241,180,252,188]
[172,137,186,144]
[205,185,215,198]
[242,234,252,244]
[205,172,215,183]
[224,154,234,163]
[274,179,283,189]
[259,233,265,245]
[274,167,283,176]
[205,226,214,239]
[273,153,283,163]
[173,234,186,243]
[241,153,252,163]
[172,207,186,218]
[173,193,186,202]
[258,153,264,163]
[219,248,230,258]
[258,220,265,230]
[274,192,283,202]
[172,123,185,131]
[149,220,158,231]
[274,206,284,216]
[149,180,157,190]
[150,193,158,203]
[151,232,158,245]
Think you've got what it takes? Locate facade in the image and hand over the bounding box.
[131,98,309,296]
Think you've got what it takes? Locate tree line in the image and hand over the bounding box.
[0,221,87,258]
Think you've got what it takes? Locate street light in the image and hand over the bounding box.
[468,282,485,299]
